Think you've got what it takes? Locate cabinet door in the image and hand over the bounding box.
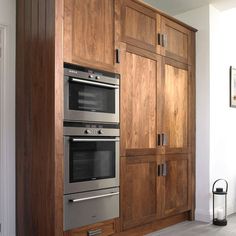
[121,155,158,230]
[161,17,192,64]
[162,154,191,216]
[161,58,190,154]
[120,44,159,156]
[64,0,115,71]
[121,0,158,52]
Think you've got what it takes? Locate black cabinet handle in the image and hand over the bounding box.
[157,134,162,146]
[157,164,162,176]
[157,33,162,45]
[116,49,120,64]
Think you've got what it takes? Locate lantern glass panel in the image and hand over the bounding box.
[214,194,226,220]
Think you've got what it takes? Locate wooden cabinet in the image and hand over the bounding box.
[160,17,192,65]
[64,0,116,71]
[120,1,193,64]
[121,155,159,230]
[160,58,191,154]
[120,44,163,157]
[121,0,158,53]
[162,154,191,217]
[119,0,196,231]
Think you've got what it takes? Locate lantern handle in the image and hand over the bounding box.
[212,179,228,193]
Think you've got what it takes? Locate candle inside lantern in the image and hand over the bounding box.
[217,208,224,220]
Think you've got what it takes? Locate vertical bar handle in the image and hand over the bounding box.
[162,163,168,176]
[157,33,162,45]
[162,133,168,146]
[162,34,168,48]
[116,49,120,64]
[157,134,162,146]
[157,164,162,176]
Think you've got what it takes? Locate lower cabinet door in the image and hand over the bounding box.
[162,154,191,216]
[121,155,158,230]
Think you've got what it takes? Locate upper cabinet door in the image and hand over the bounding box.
[161,58,190,154]
[121,0,157,52]
[161,17,192,64]
[64,0,116,71]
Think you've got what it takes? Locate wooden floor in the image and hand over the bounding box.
[146,214,236,236]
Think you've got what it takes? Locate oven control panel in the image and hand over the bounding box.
[84,129,104,135]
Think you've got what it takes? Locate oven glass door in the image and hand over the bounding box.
[64,77,119,123]
[69,80,116,113]
[64,137,119,194]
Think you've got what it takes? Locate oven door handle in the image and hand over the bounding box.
[69,192,119,203]
[70,78,119,89]
[71,138,120,142]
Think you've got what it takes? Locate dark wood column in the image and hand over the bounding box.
[16,0,64,235]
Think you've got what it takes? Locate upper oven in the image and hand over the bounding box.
[64,64,120,123]
[64,124,120,194]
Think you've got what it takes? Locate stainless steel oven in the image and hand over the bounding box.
[64,64,120,123]
[64,124,120,195]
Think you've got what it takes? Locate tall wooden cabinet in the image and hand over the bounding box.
[119,0,196,232]
[16,0,196,235]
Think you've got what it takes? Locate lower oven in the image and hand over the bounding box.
[64,125,120,194]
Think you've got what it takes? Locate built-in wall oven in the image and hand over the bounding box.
[63,63,120,231]
[64,124,120,194]
[64,63,119,123]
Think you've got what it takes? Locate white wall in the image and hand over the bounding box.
[175,6,211,222]
[176,4,236,222]
[0,0,16,235]
[209,6,236,216]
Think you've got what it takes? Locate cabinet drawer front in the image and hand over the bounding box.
[121,0,156,52]
[64,188,119,231]
[65,220,116,236]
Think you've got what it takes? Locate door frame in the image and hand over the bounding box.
[0,22,15,236]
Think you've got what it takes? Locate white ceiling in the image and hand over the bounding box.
[144,0,236,15]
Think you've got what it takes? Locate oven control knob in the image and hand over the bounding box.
[84,129,92,134]
[98,130,104,134]
[96,76,100,80]
[88,74,93,79]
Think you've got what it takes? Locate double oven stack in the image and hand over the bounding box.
[63,64,120,231]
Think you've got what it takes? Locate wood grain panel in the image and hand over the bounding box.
[162,59,189,153]
[163,154,191,216]
[16,0,63,235]
[115,212,189,236]
[121,0,156,52]
[120,48,157,155]
[161,17,191,64]
[64,0,115,71]
[121,156,157,230]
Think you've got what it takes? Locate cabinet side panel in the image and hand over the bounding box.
[16,0,63,235]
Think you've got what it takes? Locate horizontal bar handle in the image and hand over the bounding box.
[70,78,119,89]
[88,228,102,236]
[69,192,119,203]
[71,138,120,142]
